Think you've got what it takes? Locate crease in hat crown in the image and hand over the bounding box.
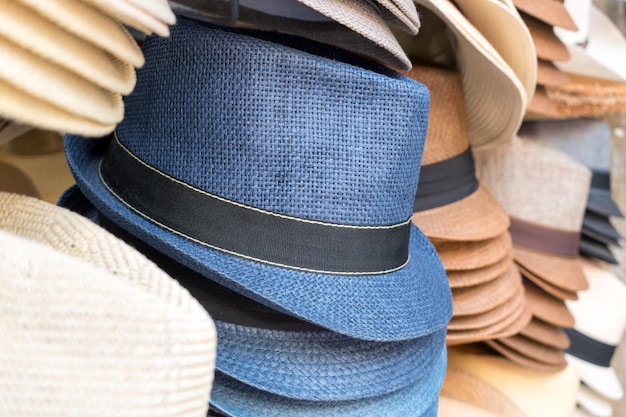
[64,19,453,342]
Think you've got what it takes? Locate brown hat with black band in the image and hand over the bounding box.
[474,137,591,295]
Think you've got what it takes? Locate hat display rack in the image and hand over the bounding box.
[2,0,626,416]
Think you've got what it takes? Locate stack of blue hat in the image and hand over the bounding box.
[59,18,452,416]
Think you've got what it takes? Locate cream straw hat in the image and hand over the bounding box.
[78,0,174,36]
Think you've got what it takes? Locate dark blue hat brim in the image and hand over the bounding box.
[210,348,446,417]
[65,135,452,341]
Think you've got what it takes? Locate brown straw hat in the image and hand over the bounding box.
[0,0,136,95]
[526,86,563,120]
[78,0,174,36]
[493,334,567,365]
[440,366,529,417]
[396,0,526,149]
[0,192,217,416]
[524,13,570,62]
[409,65,510,241]
[447,253,512,288]
[512,0,578,30]
[485,338,568,371]
[524,279,575,328]
[519,317,570,350]
[15,0,144,67]
[475,137,591,296]
[518,262,579,300]
[537,59,570,87]
[434,231,512,270]
[448,287,525,331]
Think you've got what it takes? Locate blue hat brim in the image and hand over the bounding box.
[64,135,452,341]
[210,348,446,417]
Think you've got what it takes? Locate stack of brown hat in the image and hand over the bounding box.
[408,64,531,347]
[0,0,174,137]
[475,137,592,371]
[511,0,578,119]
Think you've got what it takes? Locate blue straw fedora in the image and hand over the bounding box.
[208,348,447,417]
[58,185,447,402]
[64,18,452,342]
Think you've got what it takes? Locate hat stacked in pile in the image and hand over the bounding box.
[60,15,453,417]
[475,137,592,371]
[579,169,624,264]
[0,0,174,136]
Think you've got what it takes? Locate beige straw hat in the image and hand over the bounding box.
[79,0,173,36]
[0,78,116,137]
[433,231,512,270]
[524,280,575,328]
[512,0,578,30]
[0,37,124,126]
[126,0,176,24]
[474,137,591,293]
[537,59,570,87]
[524,13,570,62]
[409,65,510,241]
[448,287,525,331]
[452,0,537,102]
[519,317,570,350]
[0,0,136,95]
[0,192,217,417]
[396,0,526,149]
[439,366,529,417]
[449,347,580,417]
[15,0,144,67]
[519,265,579,300]
[447,253,512,288]
[485,338,568,371]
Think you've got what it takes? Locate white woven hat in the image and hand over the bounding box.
[576,383,613,417]
[565,258,626,401]
[0,192,217,417]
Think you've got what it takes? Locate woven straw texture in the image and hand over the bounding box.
[79,0,171,36]
[433,231,512,270]
[519,265,579,300]
[0,193,216,417]
[210,349,446,417]
[537,59,570,87]
[406,0,526,150]
[0,0,136,95]
[65,20,453,342]
[447,253,512,288]
[514,245,588,292]
[440,367,528,417]
[512,0,578,30]
[523,13,570,62]
[475,137,592,231]
[485,339,567,371]
[524,279,575,328]
[16,0,144,67]
[408,65,509,241]
[495,334,566,365]
[448,287,525,331]
[520,317,570,349]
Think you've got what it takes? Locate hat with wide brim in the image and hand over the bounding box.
[514,245,588,292]
[577,384,614,417]
[448,286,525,331]
[491,334,567,367]
[583,211,623,241]
[587,189,624,219]
[523,13,570,62]
[537,59,570,87]
[15,0,144,67]
[404,0,526,150]
[434,231,512,270]
[525,87,562,120]
[0,0,136,95]
[447,253,512,288]
[512,0,578,30]
[210,348,446,417]
[582,226,622,247]
[520,317,570,350]
[524,279,575,328]
[518,264,579,300]
[579,237,618,265]
[566,354,624,400]
[0,192,217,416]
[63,19,452,342]
[485,339,568,371]
[78,0,173,36]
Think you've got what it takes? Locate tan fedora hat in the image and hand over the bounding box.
[537,59,570,87]
[409,65,510,241]
[524,13,570,62]
[126,0,176,24]
[433,231,512,270]
[512,0,578,30]
[518,264,579,300]
[0,192,217,416]
[475,137,591,295]
[525,86,562,120]
[485,338,568,371]
[448,286,525,331]
[491,334,567,366]
[0,78,116,137]
[452,0,537,102]
[447,253,512,288]
[448,347,580,417]
[79,0,173,36]
[0,0,136,95]
[520,317,570,350]
[0,38,124,126]
[15,0,144,67]
[524,279,575,328]
[396,0,526,149]
[439,366,529,417]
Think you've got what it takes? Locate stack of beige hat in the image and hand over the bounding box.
[510,0,578,119]
[475,137,592,371]
[408,64,530,347]
[0,192,217,417]
[0,0,174,137]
